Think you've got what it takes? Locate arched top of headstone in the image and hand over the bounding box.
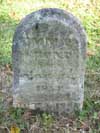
[13,8,87,59]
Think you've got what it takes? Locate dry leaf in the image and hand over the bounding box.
[22,110,32,120]
[87,50,95,56]
[10,126,20,133]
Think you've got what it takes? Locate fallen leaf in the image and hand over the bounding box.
[87,50,95,56]
[22,110,32,120]
[10,126,20,133]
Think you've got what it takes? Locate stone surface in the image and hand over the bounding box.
[12,8,87,114]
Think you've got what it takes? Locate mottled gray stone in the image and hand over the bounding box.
[12,8,87,114]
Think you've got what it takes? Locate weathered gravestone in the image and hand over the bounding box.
[12,8,87,114]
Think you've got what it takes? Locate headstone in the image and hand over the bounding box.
[12,8,87,114]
